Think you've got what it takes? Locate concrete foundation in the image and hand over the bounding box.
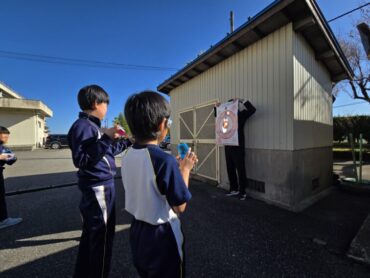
[347,214,370,265]
[219,146,332,211]
[172,143,332,211]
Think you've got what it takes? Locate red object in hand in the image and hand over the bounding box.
[117,125,127,137]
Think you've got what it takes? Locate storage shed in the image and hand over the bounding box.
[158,0,353,211]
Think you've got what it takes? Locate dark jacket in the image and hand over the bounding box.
[0,143,17,172]
[68,112,131,187]
[214,100,256,148]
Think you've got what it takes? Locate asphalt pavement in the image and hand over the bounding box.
[3,149,122,193]
[1,179,370,277]
[1,149,370,277]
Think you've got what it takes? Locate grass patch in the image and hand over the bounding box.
[333,148,370,152]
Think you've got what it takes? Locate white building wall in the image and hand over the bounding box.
[170,23,294,151]
[292,32,333,150]
[36,115,46,147]
[0,110,37,148]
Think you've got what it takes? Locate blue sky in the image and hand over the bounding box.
[0,0,369,133]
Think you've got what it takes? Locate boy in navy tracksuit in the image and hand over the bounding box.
[0,126,22,230]
[121,90,197,278]
[68,85,131,278]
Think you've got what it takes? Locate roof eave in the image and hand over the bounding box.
[305,0,354,80]
[158,0,354,94]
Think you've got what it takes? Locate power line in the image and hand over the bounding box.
[328,2,370,23]
[0,49,179,72]
[3,3,368,71]
[333,102,368,108]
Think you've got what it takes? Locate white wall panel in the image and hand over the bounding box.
[170,24,295,150]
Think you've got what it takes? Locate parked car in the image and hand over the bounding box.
[159,135,170,150]
[45,134,69,149]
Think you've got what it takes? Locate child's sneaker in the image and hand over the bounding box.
[239,193,247,201]
[226,190,239,197]
[0,217,23,230]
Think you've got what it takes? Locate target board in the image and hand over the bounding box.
[216,101,239,146]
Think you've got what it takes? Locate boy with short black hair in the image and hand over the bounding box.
[0,126,22,230]
[121,90,197,278]
[68,84,131,278]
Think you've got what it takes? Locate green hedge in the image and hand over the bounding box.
[333,116,370,144]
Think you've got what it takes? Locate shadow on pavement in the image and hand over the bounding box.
[0,182,137,278]
[5,171,78,193]
[1,179,370,277]
[5,168,124,194]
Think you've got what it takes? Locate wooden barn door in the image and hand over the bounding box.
[178,101,219,182]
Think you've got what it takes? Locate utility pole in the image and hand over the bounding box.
[230,11,234,33]
[357,22,370,59]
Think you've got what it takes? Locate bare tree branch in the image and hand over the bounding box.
[335,5,370,104]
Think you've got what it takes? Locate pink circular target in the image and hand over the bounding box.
[216,109,237,139]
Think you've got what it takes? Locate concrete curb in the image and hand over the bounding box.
[347,214,370,265]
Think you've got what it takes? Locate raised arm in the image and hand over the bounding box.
[174,151,197,214]
[239,100,256,123]
[156,154,196,215]
[68,124,113,169]
[111,138,132,156]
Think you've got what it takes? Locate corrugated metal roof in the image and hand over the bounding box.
[158,0,354,94]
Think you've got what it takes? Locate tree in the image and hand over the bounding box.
[333,117,347,142]
[113,112,131,136]
[334,5,370,103]
[333,116,370,144]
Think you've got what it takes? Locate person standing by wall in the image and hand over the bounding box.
[215,99,256,200]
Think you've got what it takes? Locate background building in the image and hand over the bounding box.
[0,82,53,150]
[158,0,354,211]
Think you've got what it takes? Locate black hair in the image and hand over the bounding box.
[77,84,110,110]
[0,126,10,134]
[124,90,170,141]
